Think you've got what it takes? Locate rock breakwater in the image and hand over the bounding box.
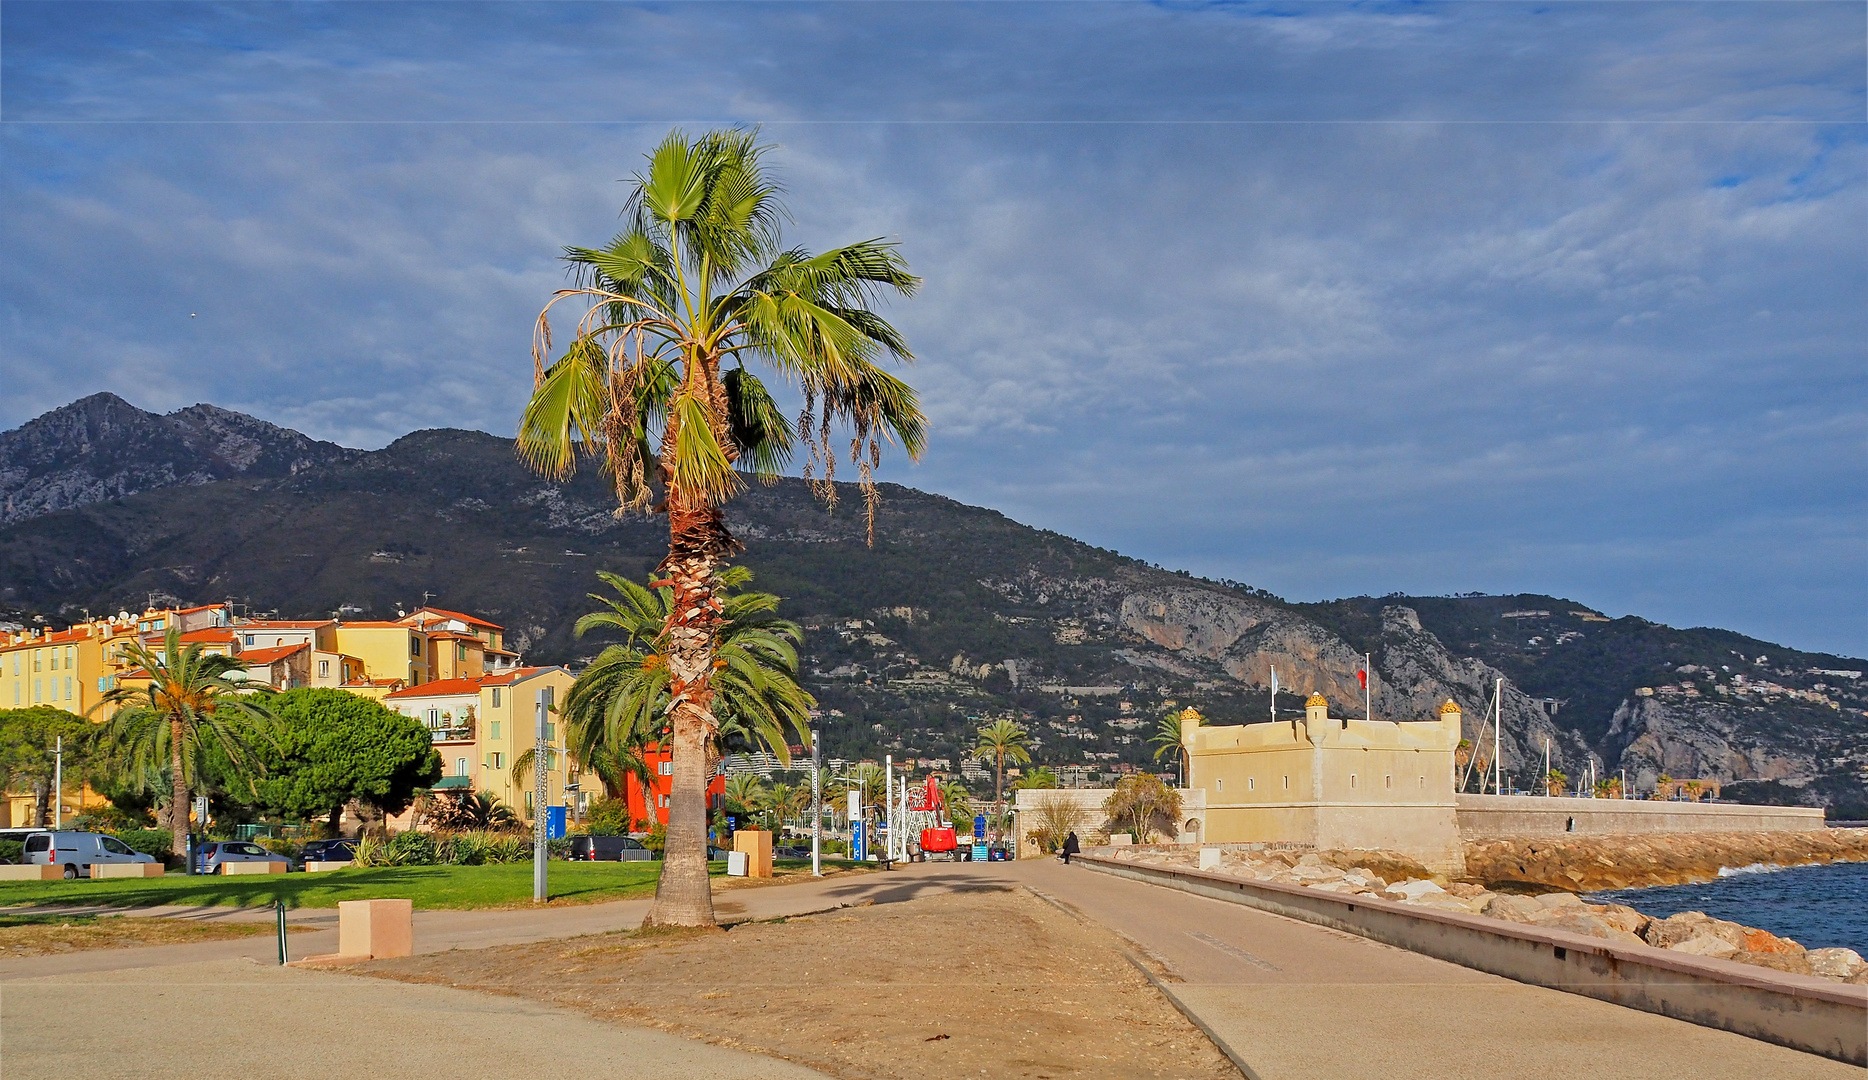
[1108,845,1868,984]
[1463,829,1868,892]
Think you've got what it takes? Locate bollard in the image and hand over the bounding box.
[276,899,288,965]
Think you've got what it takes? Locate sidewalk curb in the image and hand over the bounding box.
[1119,951,1261,1080]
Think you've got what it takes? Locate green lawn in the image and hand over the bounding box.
[0,858,857,911]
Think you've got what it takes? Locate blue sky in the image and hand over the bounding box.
[1,2,1863,656]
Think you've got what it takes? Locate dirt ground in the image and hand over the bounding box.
[0,914,309,956]
[353,883,1238,1080]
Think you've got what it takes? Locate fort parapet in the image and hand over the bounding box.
[1183,695,1466,874]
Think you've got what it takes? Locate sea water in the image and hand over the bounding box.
[1592,860,1868,952]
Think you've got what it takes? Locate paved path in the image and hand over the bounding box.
[0,958,827,1080]
[3,860,1854,1078]
[982,858,1856,1080]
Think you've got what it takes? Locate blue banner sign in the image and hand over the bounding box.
[852,821,867,861]
[546,805,566,840]
[973,814,986,840]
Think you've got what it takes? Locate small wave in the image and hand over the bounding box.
[1718,862,1787,877]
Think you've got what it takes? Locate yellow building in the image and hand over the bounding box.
[381,666,576,822]
[1184,694,1466,873]
[2,600,529,827]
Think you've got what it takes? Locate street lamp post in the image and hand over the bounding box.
[533,685,553,903]
[811,728,821,877]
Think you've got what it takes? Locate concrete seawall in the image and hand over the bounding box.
[1457,794,1825,838]
[1077,853,1866,1065]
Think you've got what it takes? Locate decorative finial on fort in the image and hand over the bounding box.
[1305,692,1328,707]
[1439,699,1461,714]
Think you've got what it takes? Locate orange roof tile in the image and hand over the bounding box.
[239,644,308,666]
[384,677,487,700]
[239,620,334,630]
[407,607,503,630]
[178,629,236,643]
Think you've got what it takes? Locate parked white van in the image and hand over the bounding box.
[22,832,159,878]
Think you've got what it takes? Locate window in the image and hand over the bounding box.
[457,643,467,662]
[545,722,555,742]
[658,794,669,809]
[64,677,71,700]
[11,684,17,705]
[318,659,330,678]
[33,678,41,702]
[455,758,468,777]
[24,835,49,854]
[34,650,42,671]
[47,650,56,671]
[99,837,134,856]
[490,721,500,740]
[1247,777,1255,791]
[547,750,558,771]
[1216,778,1223,792]
[1350,774,1358,788]
[411,636,423,656]
[525,791,534,813]
[658,761,673,776]
[65,646,74,667]
[1419,776,1426,788]
[244,635,255,646]
[492,752,504,769]
[491,687,501,708]
[1282,775,1289,789]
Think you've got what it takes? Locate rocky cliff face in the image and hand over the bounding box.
[0,393,354,524]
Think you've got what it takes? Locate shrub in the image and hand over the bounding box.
[547,836,572,859]
[259,837,303,860]
[383,830,437,866]
[115,829,178,859]
[484,835,529,863]
[0,840,22,865]
[640,823,667,855]
[437,831,487,866]
[584,797,632,836]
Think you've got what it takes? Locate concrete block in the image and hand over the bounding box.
[733,829,774,878]
[0,864,62,880]
[303,860,354,873]
[221,860,288,875]
[92,862,165,878]
[338,898,413,959]
[1198,847,1222,871]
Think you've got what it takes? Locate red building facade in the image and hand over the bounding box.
[619,746,727,827]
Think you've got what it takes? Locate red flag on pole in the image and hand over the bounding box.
[1357,669,1368,689]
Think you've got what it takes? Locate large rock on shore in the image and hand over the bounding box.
[1640,911,1814,975]
[1462,829,1868,892]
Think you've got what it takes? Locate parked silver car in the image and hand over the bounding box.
[194,840,294,874]
[22,831,159,878]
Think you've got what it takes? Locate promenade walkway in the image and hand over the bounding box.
[988,858,1856,1080]
[1,860,1854,1078]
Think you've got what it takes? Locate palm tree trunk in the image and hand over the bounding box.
[170,718,189,859]
[644,502,730,929]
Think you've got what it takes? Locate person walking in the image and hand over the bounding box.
[1061,831,1080,865]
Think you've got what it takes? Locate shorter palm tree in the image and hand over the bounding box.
[431,790,521,832]
[1150,708,1196,786]
[724,772,768,818]
[972,718,1032,823]
[94,626,278,860]
[938,780,974,832]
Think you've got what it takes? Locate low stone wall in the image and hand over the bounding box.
[1457,794,1825,839]
[1077,853,1867,1065]
[92,862,164,878]
[1464,829,1868,891]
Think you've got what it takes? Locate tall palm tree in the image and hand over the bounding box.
[92,627,278,860]
[972,718,1031,833]
[517,130,922,926]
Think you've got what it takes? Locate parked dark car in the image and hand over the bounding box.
[300,839,358,865]
[775,845,812,859]
[568,835,654,862]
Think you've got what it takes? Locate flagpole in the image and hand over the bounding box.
[1364,653,1372,721]
[1270,666,1278,723]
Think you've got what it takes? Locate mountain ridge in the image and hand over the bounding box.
[1,399,1862,814]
